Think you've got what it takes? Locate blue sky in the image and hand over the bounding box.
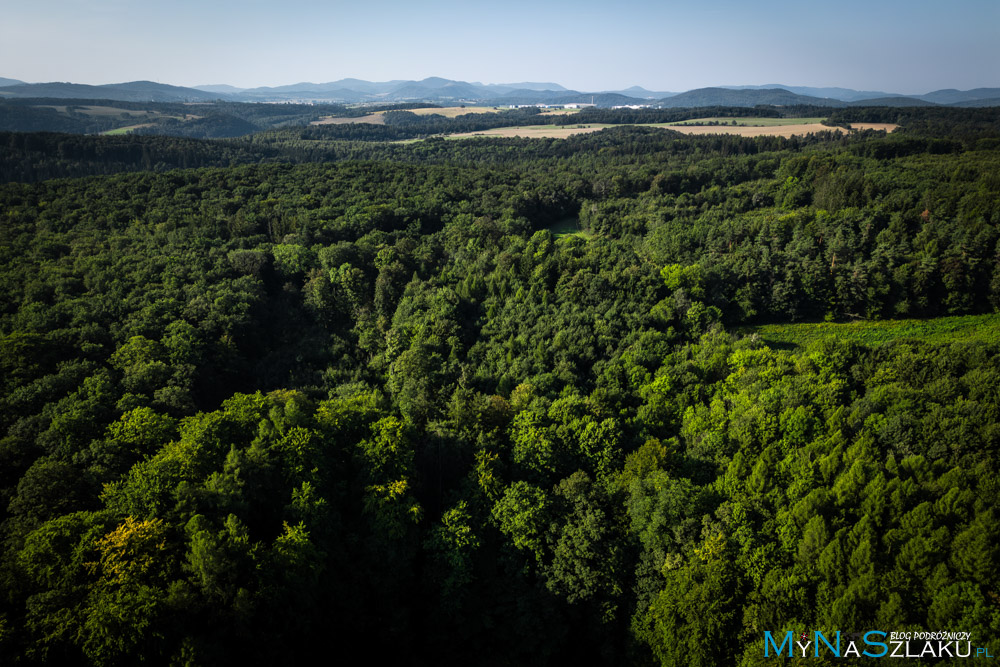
[2,0,997,93]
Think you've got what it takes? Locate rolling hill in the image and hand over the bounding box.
[0,80,219,102]
[2,76,999,108]
[918,88,1000,104]
[655,87,845,108]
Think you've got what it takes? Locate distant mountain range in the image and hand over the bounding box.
[0,80,220,103]
[1,76,998,108]
[658,88,843,108]
[718,84,899,102]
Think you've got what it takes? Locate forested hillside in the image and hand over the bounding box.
[0,111,998,665]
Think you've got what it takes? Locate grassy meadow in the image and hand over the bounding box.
[741,313,1000,350]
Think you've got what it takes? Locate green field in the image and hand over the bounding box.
[548,217,593,239]
[100,123,159,135]
[665,117,827,127]
[741,313,1000,350]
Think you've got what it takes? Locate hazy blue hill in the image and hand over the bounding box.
[323,78,408,93]
[223,80,401,99]
[656,87,844,108]
[8,77,999,108]
[554,92,645,106]
[193,84,246,94]
[383,83,442,99]
[720,84,897,102]
[919,88,1000,104]
[117,80,216,97]
[783,85,897,101]
[382,78,569,101]
[0,82,108,99]
[491,82,569,92]
[236,87,367,102]
[244,82,343,93]
[485,90,644,107]
[234,78,496,102]
[413,76,464,90]
[600,86,675,98]
[387,81,485,100]
[488,89,581,105]
[0,80,219,102]
[848,96,937,107]
[221,78,654,103]
[950,97,1000,107]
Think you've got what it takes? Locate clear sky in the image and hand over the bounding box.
[2,0,997,94]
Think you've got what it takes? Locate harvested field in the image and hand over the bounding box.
[661,123,844,138]
[850,122,898,132]
[449,122,848,140]
[666,117,827,127]
[387,119,900,140]
[405,106,499,117]
[313,106,582,126]
[311,114,384,125]
[658,121,897,136]
[401,106,579,117]
[449,124,611,139]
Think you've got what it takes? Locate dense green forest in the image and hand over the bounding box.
[0,107,998,665]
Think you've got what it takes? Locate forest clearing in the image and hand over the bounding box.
[742,313,1000,350]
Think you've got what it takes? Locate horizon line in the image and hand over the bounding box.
[3,75,999,98]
